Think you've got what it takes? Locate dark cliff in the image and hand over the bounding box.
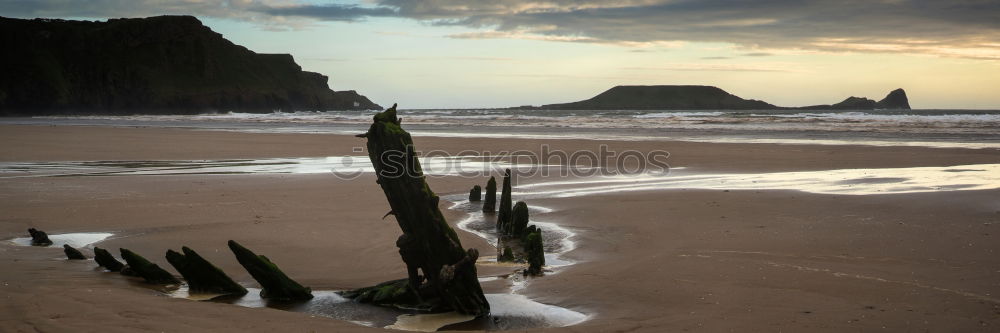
[0,15,381,115]
[542,85,775,110]
[540,85,910,110]
[800,88,910,110]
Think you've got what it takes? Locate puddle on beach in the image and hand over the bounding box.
[165,287,586,332]
[446,194,577,269]
[8,232,113,248]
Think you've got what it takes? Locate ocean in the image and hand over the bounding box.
[4,108,1000,149]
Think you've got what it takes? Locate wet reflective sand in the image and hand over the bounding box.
[0,156,544,178]
[516,164,1000,196]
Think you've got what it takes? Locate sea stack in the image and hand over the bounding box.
[483,176,497,213]
[876,88,910,109]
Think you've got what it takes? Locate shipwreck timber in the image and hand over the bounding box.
[348,104,490,316]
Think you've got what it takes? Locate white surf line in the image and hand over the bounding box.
[512,164,1000,197]
[408,131,1000,150]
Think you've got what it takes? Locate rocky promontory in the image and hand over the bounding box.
[0,15,381,115]
[799,88,911,110]
[542,85,775,110]
[539,85,910,110]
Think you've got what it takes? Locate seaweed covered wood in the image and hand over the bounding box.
[482,176,497,213]
[120,248,181,284]
[63,244,86,260]
[28,228,52,246]
[525,228,545,276]
[506,201,529,237]
[356,104,490,316]
[496,169,513,232]
[94,247,125,272]
[469,185,482,202]
[166,246,247,295]
[227,240,312,300]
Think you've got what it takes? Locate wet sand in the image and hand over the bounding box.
[1,124,999,332]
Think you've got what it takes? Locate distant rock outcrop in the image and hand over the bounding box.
[540,85,910,110]
[876,88,911,109]
[542,85,776,110]
[0,15,381,115]
[801,88,911,110]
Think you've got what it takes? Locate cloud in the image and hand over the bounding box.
[374,56,514,61]
[375,0,1000,60]
[255,3,396,22]
[3,0,999,59]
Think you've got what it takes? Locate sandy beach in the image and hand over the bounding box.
[1,124,998,332]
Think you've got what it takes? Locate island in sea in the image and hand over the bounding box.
[536,85,910,110]
[0,15,382,115]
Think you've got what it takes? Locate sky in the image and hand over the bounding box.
[3,0,1000,109]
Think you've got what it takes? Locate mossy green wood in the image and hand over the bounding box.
[227,240,312,300]
[498,247,515,262]
[119,248,181,284]
[482,177,497,213]
[525,229,545,276]
[508,201,530,237]
[93,247,124,272]
[340,278,446,312]
[166,246,247,295]
[63,244,86,260]
[496,169,513,232]
[359,104,490,316]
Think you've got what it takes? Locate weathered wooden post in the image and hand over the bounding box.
[63,244,86,260]
[28,228,52,246]
[166,246,247,295]
[94,247,124,272]
[496,169,512,232]
[525,228,545,276]
[508,201,529,237]
[469,185,482,202]
[120,248,180,284]
[482,176,497,213]
[354,104,490,316]
[228,240,312,300]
